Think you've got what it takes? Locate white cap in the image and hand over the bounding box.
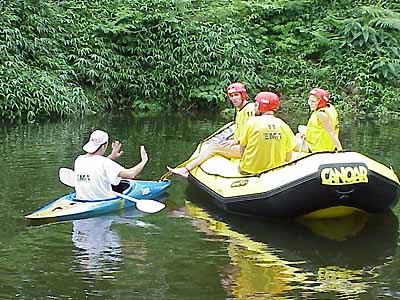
[83,130,109,153]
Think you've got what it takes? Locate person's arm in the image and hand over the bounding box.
[118,145,148,179]
[108,141,124,160]
[239,144,246,157]
[285,151,292,162]
[318,112,343,151]
[285,124,296,161]
[239,123,250,156]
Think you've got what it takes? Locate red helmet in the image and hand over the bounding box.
[309,88,330,109]
[255,92,280,113]
[226,82,247,100]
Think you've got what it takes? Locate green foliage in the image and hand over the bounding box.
[1,0,399,121]
[0,0,97,121]
[338,5,400,82]
[233,0,400,114]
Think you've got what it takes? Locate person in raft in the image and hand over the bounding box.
[295,88,343,153]
[239,92,296,174]
[167,82,255,178]
[74,129,148,200]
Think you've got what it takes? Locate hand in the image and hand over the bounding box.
[108,140,124,160]
[140,145,148,164]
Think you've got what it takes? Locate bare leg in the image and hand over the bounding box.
[167,144,241,178]
[167,147,219,178]
[214,144,241,159]
[166,165,190,178]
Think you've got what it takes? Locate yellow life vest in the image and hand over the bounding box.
[234,102,255,142]
[305,104,340,152]
[239,115,296,174]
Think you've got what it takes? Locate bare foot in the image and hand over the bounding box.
[167,166,189,179]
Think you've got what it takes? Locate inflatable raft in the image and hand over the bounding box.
[25,179,170,221]
[171,122,400,219]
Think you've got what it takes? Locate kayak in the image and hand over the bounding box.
[174,122,400,219]
[25,179,170,221]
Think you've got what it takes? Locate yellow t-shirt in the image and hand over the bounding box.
[305,104,340,152]
[234,102,255,142]
[239,115,296,174]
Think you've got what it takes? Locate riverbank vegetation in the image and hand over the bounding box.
[1,0,399,121]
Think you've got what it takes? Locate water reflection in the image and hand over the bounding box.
[71,209,154,279]
[185,187,399,300]
[72,218,122,276]
[185,202,307,300]
[0,112,399,300]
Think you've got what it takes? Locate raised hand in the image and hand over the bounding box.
[108,140,124,160]
[140,145,148,164]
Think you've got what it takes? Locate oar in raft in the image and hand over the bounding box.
[58,168,165,214]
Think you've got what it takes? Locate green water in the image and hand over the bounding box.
[0,112,399,300]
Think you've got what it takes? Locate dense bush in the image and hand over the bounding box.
[0,0,399,121]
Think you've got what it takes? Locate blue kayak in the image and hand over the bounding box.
[25,179,170,221]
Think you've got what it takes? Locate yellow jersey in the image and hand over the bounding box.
[239,115,296,174]
[234,102,255,142]
[305,104,340,152]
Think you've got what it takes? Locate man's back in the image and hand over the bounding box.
[240,116,296,174]
[74,155,123,200]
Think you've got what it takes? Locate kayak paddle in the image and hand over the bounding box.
[58,168,166,214]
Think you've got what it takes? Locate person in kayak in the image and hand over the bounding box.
[167,82,255,178]
[74,130,148,200]
[239,91,296,174]
[295,88,343,152]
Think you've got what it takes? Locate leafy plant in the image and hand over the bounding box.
[1,0,399,121]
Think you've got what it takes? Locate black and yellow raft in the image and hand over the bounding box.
[168,122,400,219]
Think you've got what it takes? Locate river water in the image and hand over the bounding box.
[0,112,399,300]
